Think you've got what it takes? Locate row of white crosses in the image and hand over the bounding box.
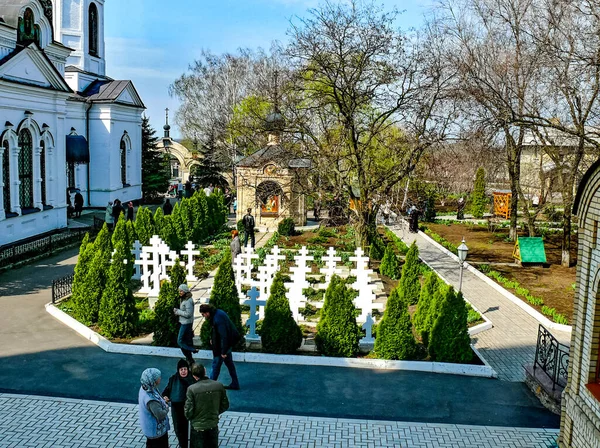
[134,235,200,298]
[234,245,381,342]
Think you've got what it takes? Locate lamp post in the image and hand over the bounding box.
[457,238,469,293]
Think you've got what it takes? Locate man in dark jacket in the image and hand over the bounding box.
[184,363,229,448]
[242,208,255,248]
[74,191,84,218]
[162,359,195,448]
[163,198,173,215]
[199,304,241,390]
[112,199,123,222]
[126,201,134,221]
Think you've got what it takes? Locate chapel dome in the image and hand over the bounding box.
[265,110,285,133]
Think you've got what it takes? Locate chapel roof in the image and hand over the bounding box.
[236,144,310,169]
[71,79,146,108]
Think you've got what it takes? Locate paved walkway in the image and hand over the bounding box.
[0,393,559,448]
[389,221,571,382]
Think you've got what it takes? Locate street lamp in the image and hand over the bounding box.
[457,238,469,293]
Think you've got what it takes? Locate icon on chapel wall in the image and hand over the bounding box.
[261,195,279,215]
[264,164,278,176]
[18,9,41,46]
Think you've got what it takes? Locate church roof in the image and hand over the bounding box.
[72,79,146,108]
[237,144,310,169]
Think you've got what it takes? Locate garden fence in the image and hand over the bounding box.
[0,227,92,269]
[533,324,569,390]
[52,273,74,304]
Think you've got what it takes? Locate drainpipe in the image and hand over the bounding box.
[85,101,93,207]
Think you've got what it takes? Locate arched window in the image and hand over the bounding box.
[89,3,99,56]
[257,180,283,217]
[18,129,34,209]
[40,140,46,206]
[17,8,41,46]
[2,141,10,213]
[67,162,75,190]
[120,139,127,186]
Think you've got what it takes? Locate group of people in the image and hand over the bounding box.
[139,361,229,448]
[139,286,242,448]
[66,190,84,219]
[104,199,135,229]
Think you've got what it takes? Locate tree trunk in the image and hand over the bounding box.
[506,135,522,241]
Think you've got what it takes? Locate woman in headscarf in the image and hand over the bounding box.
[162,359,195,448]
[138,368,170,448]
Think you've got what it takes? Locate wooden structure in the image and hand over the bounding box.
[493,190,512,219]
[513,237,547,265]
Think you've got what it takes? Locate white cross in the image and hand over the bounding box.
[320,246,342,288]
[256,266,274,320]
[137,251,152,293]
[285,246,314,321]
[350,247,382,322]
[131,240,143,280]
[243,286,266,339]
[241,245,259,284]
[181,241,200,282]
[265,245,286,272]
[233,254,246,294]
[160,249,178,281]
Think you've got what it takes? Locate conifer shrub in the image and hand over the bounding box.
[470,167,487,219]
[193,192,209,242]
[368,230,385,261]
[71,233,94,321]
[160,215,179,250]
[278,218,296,236]
[170,258,186,289]
[179,198,195,242]
[399,241,421,304]
[77,224,112,324]
[153,280,180,347]
[153,207,165,237]
[200,250,244,347]
[380,243,400,279]
[374,286,416,360]
[315,275,361,357]
[134,206,155,246]
[170,202,185,250]
[112,214,128,247]
[98,241,139,338]
[260,273,303,354]
[428,288,473,363]
[413,271,440,347]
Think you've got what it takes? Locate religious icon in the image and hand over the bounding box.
[264,164,278,176]
[261,195,279,215]
[18,9,41,45]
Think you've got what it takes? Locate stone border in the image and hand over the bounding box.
[418,229,572,333]
[46,303,497,379]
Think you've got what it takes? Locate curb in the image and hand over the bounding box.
[46,303,497,379]
[418,229,572,334]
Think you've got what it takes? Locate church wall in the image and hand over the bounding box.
[87,103,142,207]
[0,83,70,246]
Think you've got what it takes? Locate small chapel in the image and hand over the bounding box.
[0,0,145,246]
[235,109,310,229]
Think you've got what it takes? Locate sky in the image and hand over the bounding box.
[104,0,431,138]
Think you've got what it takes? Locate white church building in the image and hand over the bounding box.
[0,0,145,246]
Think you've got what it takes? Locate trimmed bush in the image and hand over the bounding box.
[369,230,385,261]
[380,243,400,279]
[260,273,303,354]
[170,202,185,250]
[315,275,361,357]
[71,233,94,322]
[200,250,244,347]
[278,218,296,236]
[470,167,487,219]
[134,206,155,246]
[153,207,165,237]
[98,241,139,338]
[374,286,416,360]
[112,214,129,248]
[160,215,179,250]
[191,193,208,242]
[429,288,472,363]
[413,271,440,347]
[399,242,421,304]
[170,258,186,289]
[152,280,180,347]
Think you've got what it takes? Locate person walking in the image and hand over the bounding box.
[242,208,255,248]
[174,284,198,365]
[74,191,84,218]
[162,360,196,448]
[230,230,241,264]
[184,363,229,448]
[127,201,135,221]
[112,199,123,222]
[105,202,114,230]
[199,304,240,390]
[139,368,170,448]
[163,198,173,216]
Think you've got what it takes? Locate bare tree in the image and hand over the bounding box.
[285,0,454,245]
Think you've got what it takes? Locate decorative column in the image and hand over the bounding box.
[33,144,43,209]
[0,145,5,221]
[11,145,21,216]
[46,143,55,207]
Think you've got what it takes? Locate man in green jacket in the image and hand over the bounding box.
[184,363,229,448]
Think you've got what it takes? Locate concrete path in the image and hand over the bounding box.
[0,393,559,448]
[0,247,559,429]
[388,221,571,382]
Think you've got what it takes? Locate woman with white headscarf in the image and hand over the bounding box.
[139,368,171,447]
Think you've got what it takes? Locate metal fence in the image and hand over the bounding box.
[0,227,92,269]
[533,324,569,390]
[52,273,74,304]
[93,216,105,231]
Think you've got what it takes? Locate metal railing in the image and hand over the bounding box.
[0,227,92,268]
[93,216,105,231]
[533,324,569,390]
[52,273,74,304]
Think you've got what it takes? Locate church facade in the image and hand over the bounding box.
[0,0,145,246]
